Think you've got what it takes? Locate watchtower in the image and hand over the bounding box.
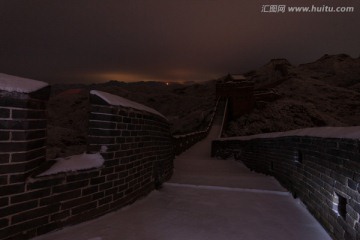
[216,74,255,118]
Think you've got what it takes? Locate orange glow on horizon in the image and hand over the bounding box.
[78,69,216,84]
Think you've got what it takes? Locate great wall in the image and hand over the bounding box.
[1,74,360,240]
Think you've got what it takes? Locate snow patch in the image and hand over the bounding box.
[0,73,48,93]
[220,126,360,141]
[37,152,105,176]
[90,90,166,119]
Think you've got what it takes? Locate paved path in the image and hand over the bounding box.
[33,120,331,240]
[169,124,286,191]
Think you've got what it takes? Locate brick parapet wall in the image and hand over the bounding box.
[173,131,208,155]
[0,89,174,240]
[88,94,174,187]
[173,98,220,155]
[0,86,51,239]
[0,87,50,187]
[212,136,360,240]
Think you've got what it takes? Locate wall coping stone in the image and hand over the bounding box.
[218,126,360,141]
[90,90,166,120]
[0,73,48,93]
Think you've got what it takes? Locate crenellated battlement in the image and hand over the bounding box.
[0,75,174,239]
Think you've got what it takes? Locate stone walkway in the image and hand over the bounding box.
[33,121,331,240]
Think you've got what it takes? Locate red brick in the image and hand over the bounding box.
[90,176,105,185]
[0,108,10,118]
[12,204,60,224]
[66,171,99,182]
[0,200,38,218]
[82,185,99,196]
[39,190,81,206]
[11,189,51,204]
[52,180,89,194]
[98,196,112,206]
[0,198,9,208]
[0,176,7,185]
[0,216,48,239]
[0,154,10,164]
[27,177,64,190]
[71,201,97,215]
[1,184,25,195]
[61,195,92,210]
[12,109,46,119]
[11,147,46,162]
[0,218,9,229]
[11,130,46,141]
[0,120,47,130]
[50,210,70,222]
[0,131,10,141]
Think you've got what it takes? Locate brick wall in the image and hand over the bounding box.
[174,98,220,155]
[174,131,208,155]
[0,85,51,239]
[0,88,50,181]
[88,92,174,190]
[0,85,174,239]
[212,136,360,240]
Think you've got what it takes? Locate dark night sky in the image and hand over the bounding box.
[0,0,359,84]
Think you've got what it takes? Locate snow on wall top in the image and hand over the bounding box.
[220,126,360,141]
[0,73,48,93]
[37,152,105,177]
[90,90,166,119]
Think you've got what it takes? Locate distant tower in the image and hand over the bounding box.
[216,74,255,119]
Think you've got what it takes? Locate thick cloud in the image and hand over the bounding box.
[0,0,359,83]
